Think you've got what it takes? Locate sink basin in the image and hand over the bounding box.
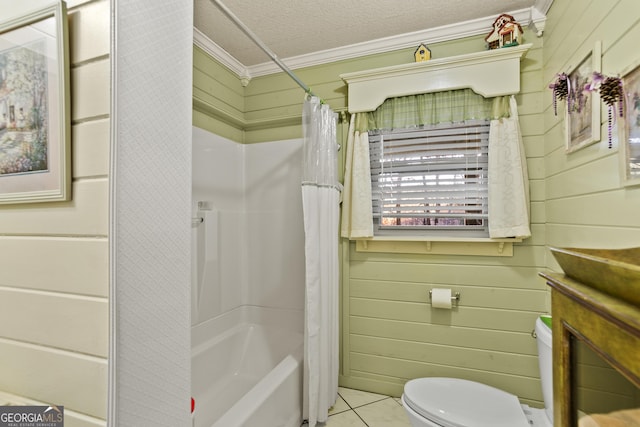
[549,247,640,306]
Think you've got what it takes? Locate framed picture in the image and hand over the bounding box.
[0,1,70,204]
[565,41,602,153]
[620,60,640,187]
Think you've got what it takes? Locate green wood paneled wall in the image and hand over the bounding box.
[193,45,245,142]
[542,0,640,252]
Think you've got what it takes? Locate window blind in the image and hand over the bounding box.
[369,120,490,235]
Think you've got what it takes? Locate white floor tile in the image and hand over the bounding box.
[329,395,350,416]
[324,410,368,427]
[338,387,388,409]
[354,397,412,427]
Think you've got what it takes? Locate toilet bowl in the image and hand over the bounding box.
[402,316,553,427]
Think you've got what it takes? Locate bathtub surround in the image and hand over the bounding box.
[191,306,303,427]
[191,127,305,324]
[191,129,243,324]
[301,97,341,426]
[192,97,339,426]
[192,207,221,322]
[191,127,306,425]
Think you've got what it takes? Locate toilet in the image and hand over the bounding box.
[401,316,553,427]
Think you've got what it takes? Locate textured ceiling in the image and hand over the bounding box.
[194,0,538,67]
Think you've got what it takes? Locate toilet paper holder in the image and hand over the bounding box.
[429,289,461,306]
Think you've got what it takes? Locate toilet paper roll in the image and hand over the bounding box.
[431,288,452,309]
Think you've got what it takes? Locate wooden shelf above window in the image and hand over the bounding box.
[340,44,532,113]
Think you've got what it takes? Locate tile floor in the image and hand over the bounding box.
[315,387,412,427]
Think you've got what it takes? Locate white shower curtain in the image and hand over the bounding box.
[302,96,340,427]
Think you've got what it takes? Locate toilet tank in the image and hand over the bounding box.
[535,316,553,422]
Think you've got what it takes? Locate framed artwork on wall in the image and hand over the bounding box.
[565,41,602,153]
[0,1,71,204]
[621,60,640,187]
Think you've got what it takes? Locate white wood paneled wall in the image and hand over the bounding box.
[0,1,110,425]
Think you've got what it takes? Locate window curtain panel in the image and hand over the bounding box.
[301,96,340,427]
[340,113,373,239]
[488,95,531,239]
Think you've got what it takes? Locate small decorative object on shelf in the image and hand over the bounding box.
[549,73,569,116]
[585,72,624,148]
[485,14,523,50]
[414,43,431,62]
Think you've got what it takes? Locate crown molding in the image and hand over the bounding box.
[534,0,554,15]
[194,5,549,80]
[531,0,552,35]
[193,27,251,81]
[248,7,536,77]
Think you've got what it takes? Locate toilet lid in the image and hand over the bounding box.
[403,378,530,427]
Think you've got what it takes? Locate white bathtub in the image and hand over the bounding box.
[191,306,304,427]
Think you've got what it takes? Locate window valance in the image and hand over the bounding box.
[355,89,511,133]
[340,43,531,113]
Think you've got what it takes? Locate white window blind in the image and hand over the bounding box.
[369,120,490,236]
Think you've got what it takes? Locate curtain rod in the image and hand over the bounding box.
[209,0,321,101]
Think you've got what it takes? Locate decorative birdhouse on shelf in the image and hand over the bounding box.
[414,43,431,62]
[485,14,523,50]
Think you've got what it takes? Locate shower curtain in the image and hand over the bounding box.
[301,96,340,427]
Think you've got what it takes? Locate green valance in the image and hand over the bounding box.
[354,88,511,133]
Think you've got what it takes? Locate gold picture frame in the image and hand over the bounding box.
[565,41,602,153]
[620,60,640,187]
[0,1,71,204]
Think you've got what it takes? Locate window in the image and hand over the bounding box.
[369,119,490,238]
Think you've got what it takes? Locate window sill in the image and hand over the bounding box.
[353,236,521,257]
